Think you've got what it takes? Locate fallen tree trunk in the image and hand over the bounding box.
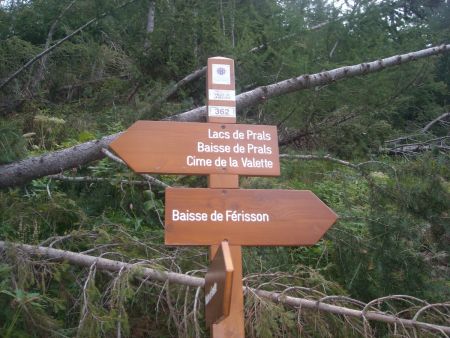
[0,133,121,188]
[144,19,333,113]
[1,240,449,335]
[1,44,449,189]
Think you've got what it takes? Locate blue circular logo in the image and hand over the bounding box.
[217,67,226,75]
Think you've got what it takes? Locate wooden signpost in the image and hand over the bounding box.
[109,56,338,338]
[205,241,234,326]
[205,57,244,337]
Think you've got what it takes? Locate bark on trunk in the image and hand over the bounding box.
[1,44,449,188]
[143,0,155,51]
[1,240,449,335]
[0,133,121,188]
[236,44,450,111]
[0,240,203,287]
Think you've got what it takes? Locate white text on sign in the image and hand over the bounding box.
[184,127,275,169]
[171,209,270,222]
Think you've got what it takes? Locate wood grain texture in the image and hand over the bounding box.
[109,121,280,176]
[210,245,245,338]
[208,174,239,188]
[206,56,244,337]
[205,241,234,326]
[165,188,338,246]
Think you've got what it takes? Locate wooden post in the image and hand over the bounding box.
[209,245,244,337]
[207,56,245,337]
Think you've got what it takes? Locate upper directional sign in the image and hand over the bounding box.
[205,241,234,326]
[165,188,338,246]
[109,121,280,176]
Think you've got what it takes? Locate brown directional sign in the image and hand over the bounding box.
[109,121,280,176]
[205,241,234,326]
[207,57,236,123]
[165,188,338,246]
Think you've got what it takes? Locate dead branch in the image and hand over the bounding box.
[422,112,450,132]
[0,0,139,91]
[48,174,150,186]
[383,136,450,155]
[248,19,332,54]
[0,241,204,287]
[101,148,170,189]
[145,65,207,114]
[1,240,449,335]
[250,288,450,336]
[280,154,398,177]
[279,154,358,169]
[28,0,77,95]
[1,44,449,188]
[381,112,450,155]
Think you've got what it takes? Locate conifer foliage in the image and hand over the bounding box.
[0,0,449,336]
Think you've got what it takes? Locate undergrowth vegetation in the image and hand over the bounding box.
[1,0,449,336]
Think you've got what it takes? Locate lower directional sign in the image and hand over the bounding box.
[165,188,338,246]
[205,241,234,326]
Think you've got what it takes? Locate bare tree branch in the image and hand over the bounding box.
[0,0,139,91]
[101,148,170,189]
[422,112,450,132]
[383,136,450,155]
[48,174,150,186]
[28,0,77,95]
[251,288,450,336]
[280,154,358,169]
[1,240,449,335]
[144,66,207,114]
[1,44,449,188]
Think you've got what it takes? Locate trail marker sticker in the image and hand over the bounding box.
[208,89,235,101]
[207,57,236,122]
[212,64,231,84]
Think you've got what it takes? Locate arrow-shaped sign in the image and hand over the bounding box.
[205,241,234,326]
[109,121,280,176]
[165,188,338,246]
